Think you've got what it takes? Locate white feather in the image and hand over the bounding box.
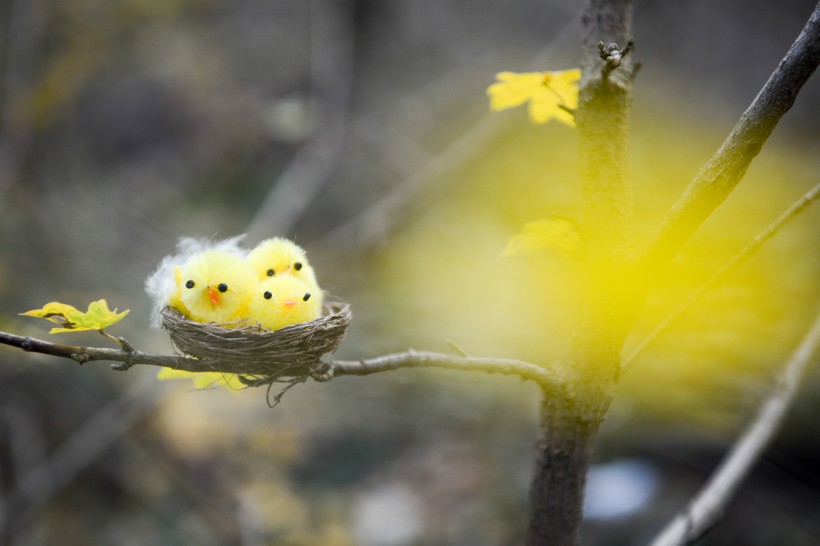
[175,234,248,258]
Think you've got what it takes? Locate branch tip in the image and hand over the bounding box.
[321,350,563,388]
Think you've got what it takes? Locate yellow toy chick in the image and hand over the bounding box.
[176,250,257,324]
[145,235,248,328]
[248,275,322,332]
[246,237,320,290]
[146,236,255,390]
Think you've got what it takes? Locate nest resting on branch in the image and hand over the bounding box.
[160,298,351,387]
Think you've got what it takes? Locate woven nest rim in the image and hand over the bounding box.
[160,297,351,386]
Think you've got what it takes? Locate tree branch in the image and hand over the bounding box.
[623,181,820,372]
[315,350,565,388]
[244,0,354,241]
[0,331,565,389]
[649,309,820,546]
[0,330,207,372]
[644,2,820,272]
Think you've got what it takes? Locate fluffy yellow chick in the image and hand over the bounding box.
[177,250,257,324]
[246,237,320,290]
[248,275,322,332]
[145,235,248,328]
[167,265,190,316]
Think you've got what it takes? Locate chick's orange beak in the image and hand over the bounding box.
[284,300,297,308]
[208,288,219,305]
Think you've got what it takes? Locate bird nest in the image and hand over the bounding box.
[160,298,351,397]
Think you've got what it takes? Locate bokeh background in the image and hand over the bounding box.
[1,0,819,544]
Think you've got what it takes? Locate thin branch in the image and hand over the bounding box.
[623,182,820,372]
[0,330,206,371]
[316,349,565,388]
[649,309,820,546]
[644,3,820,271]
[0,331,565,389]
[319,107,514,251]
[244,0,354,241]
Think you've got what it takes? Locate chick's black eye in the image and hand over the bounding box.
[263,291,272,300]
[185,280,195,289]
[303,292,311,301]
[267,269,275,277]
[218,283,228,293]
[294,262,303,271]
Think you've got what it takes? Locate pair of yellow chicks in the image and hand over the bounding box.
[150,236,322,332]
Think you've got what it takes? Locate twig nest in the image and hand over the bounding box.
[160,298,351,383]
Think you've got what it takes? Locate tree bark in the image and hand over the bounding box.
[576,0,634,256]
[525,1,634,544]
[526,393,598,545]
[644,2,820,272]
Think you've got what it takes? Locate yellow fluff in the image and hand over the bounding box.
[144,235,248,328]
[168,265,190,317]
[176,250,257,324]
[248,275,322,332]
[246,237,320,291]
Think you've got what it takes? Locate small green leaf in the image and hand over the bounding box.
[20,299,129,334]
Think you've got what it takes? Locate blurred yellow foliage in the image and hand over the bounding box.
[375,102,819,428]
[503,216,581,256]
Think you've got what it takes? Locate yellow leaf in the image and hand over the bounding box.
[503,217,581,257]
[487,68,580,126]
[157,368,244,391]
[157,368,194,381]
[487,71,546,110]
[20,299,129,334]
[20,301,83,327]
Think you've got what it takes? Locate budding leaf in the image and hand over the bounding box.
[20,299,129,334]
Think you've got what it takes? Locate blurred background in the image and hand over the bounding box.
[0,0,819,544]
